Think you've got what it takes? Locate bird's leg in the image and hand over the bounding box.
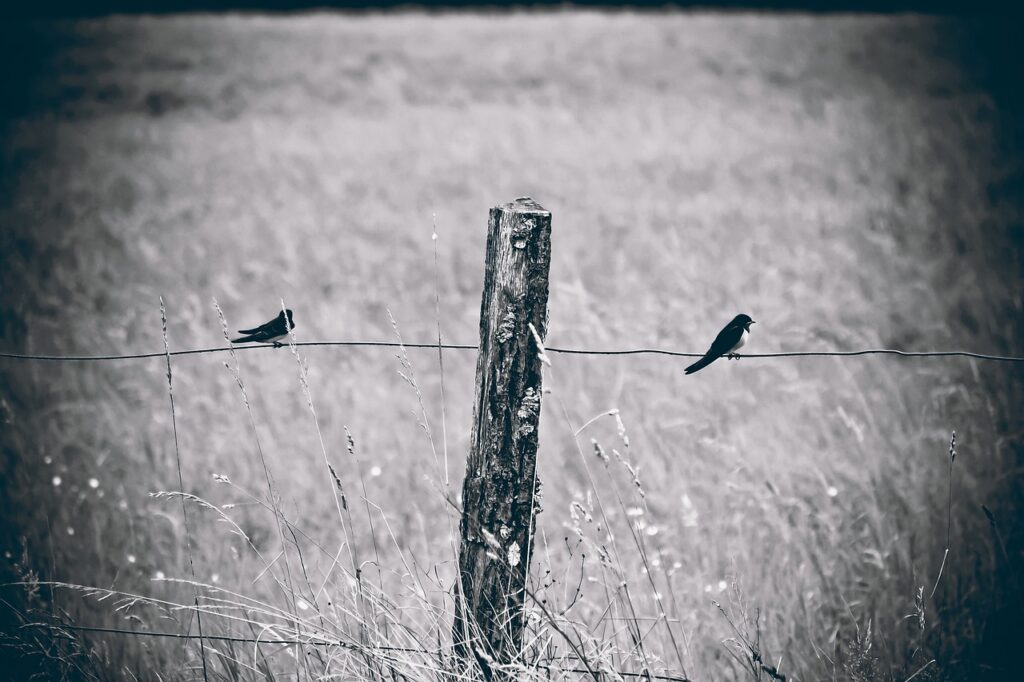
[273,342,283,349]
[727,353,740,360]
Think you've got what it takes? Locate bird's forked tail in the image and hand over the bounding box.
[684,354,717,375]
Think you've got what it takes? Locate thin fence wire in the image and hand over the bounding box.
[0,340,1021,363]
[25,622,693,681]
[25,622,436,652]
[6,334,1018,682]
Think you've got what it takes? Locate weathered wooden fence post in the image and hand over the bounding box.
[454,197,552,678]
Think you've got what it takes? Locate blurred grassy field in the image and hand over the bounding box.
[1,9,1022,681]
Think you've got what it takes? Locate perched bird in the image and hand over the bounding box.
[232,309,295,346]
[684,314,755,375]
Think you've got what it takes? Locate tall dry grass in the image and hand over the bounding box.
[1,10,1022,681]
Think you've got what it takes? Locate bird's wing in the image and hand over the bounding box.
[706,323,743,357]
[236,321,270,335]
[268,317,289,335]
[253,322,289,341]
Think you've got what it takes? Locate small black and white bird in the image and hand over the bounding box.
[232,309,295,346]
[684,314,755,375]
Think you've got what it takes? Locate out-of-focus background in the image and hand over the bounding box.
[0,6,1021,680]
